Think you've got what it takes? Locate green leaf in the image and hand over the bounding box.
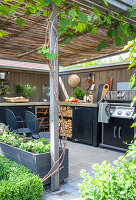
[108,12,114,17]
[93,7,100,20]
[91,26,98,35]
[73,3,79,15]
[59,18,71,30]
[131,122,136,128]
[78,12,88,23]
[107,30,112,38]
[128,57,136,69]
[69,10,77,19]
[129,5,136,18]
[97,39,106,52]
[16,18,25,27]
[103,0,108,6]
[74,22,86,33]
[53,0,62,6]
[0,30,7,38]
[121,23,129,35]
[71,20,78,27]
[43,10,47,16]
[42,0,51,6]
[46,53,59,60]
[63,35,76,44]
[34,11,41,17]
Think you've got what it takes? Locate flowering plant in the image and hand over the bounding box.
[0,82,10,95]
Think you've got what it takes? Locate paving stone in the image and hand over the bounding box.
[59,193,80,200]
[71,190,81,198]
[43,141,125,200]
[50,187,65,195]
[61,184,76,193]
[67,181,79,189]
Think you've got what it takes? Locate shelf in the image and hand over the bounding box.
[59,116,72,120]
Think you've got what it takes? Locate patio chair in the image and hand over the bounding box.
[24,110,50,139]
[5,109,30,135]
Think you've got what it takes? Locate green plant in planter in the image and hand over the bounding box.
[73,86,86,99]
[0,82,10,95]
[15,83,36,98]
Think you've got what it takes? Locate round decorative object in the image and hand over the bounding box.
[68,74,80,88]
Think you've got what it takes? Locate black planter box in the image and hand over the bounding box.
[0,142,69,185]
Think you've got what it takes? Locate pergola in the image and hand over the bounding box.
[0,0,136,191]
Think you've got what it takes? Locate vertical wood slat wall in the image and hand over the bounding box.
[0,63,135,103]
[0,68,49,102]
[59,63,135,102]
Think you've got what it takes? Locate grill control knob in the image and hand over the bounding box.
[117,111,122,115]
[110,110,114,114]
[126,111,130,116]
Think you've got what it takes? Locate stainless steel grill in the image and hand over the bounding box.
[104,90,136,119]
[99,90,136,152]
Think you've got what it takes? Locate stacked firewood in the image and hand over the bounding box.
[35,106,49,131]
[59,106,72,139]
[59,119,72,139]
[59,106,72,117]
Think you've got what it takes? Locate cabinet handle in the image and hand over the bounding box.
[113,126,117,138]
[118,126,122,139]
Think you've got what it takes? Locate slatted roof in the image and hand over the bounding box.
[0,0,135,66]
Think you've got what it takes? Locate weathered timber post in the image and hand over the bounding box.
[49,2,59,191]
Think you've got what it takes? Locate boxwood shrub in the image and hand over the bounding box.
[0,155,43,200]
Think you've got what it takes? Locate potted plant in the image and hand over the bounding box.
[15,83,36,99]
[0,82,10,102]
[73,86,86,100]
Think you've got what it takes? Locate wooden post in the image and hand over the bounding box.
[49,2,59,191]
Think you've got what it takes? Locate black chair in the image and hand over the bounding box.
[24,110,50,139]
[5,109,30,135]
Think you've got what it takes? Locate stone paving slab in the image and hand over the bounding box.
[43,141,125,200]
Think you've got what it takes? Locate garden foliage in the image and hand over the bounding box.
[73,86,86,99]
[79,139,136,200]
[15,83,36,98]
[0,132,50,153]
[0,155,43,200]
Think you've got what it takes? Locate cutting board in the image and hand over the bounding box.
[101,84,109,99]
[3,97,29,103]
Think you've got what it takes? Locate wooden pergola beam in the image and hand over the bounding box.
[74,0,136,26]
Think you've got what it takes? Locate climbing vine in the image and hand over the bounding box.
[0,0,136,53]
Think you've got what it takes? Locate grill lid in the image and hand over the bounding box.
[104,91,136,102]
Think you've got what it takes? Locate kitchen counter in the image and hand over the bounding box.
[60,102,98,107]
[0,101,98,107]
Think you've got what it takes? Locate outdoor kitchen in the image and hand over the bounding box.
[0,0,136,199]
[0,61,135,152]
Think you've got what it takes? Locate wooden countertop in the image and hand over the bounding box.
[0,101,98,107]
[60,102,98,107]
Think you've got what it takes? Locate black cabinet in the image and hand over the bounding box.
[72,106,100,146]
[101,118,135,150]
